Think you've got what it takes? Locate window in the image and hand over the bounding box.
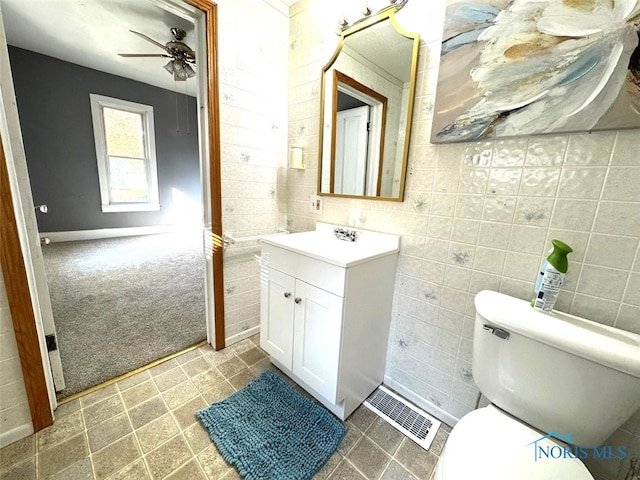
[90,94,160,212]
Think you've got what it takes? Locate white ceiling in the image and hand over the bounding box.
[1,0,407,101]
[345,18,415,84]
[1,0,296,96]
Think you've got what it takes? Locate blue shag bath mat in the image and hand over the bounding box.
[196,369,346,480]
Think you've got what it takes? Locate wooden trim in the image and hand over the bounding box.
[0,134,53,431]
[334,70,388,111]
[185,0,225,350]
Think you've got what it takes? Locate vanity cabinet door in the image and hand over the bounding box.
[260,268,295,370]
[292,280,343,403]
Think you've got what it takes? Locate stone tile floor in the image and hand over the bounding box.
[0,335,449,479]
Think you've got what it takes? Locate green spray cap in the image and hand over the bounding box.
[547,239,572,273]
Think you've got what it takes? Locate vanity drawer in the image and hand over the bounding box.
[261,244,346,297]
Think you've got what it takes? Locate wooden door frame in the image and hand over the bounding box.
[0,133,53,431]
[188,0,225,351]
[1,0,224,432]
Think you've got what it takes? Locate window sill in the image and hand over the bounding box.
[101,203,160,213]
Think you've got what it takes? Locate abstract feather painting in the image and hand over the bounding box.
[431,0,640,143]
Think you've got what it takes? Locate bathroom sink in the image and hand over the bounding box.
[260,222,400,267]
[475,290,640,378]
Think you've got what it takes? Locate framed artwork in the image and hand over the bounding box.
[431,0,640,143]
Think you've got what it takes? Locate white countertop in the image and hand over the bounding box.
[260,223,400,267]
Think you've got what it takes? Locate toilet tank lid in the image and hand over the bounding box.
[474,290,640,379]
[439,405,594,480]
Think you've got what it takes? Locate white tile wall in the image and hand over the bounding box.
[287,1,640,478]
[217,0,289,340]
[0,273,32,446]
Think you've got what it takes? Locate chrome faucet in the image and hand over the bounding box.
[334,227,357,242]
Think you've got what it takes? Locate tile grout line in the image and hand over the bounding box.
[184,351,230,480]
[160,349,220,479]
[5,339,444,480]
[120,374,154,480]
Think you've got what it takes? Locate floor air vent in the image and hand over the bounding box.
[364,385,441,450]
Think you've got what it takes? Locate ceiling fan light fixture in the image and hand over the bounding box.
[163,58,195,81]
[184,63,196,78]
[163,60,175,74]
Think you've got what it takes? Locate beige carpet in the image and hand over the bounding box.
[42,231,207,398]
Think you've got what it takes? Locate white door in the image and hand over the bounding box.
[32,212,66,391]
[335,106,369,195]
[0,8,65,392]
[292,281,343,403]
[260,268,295,370]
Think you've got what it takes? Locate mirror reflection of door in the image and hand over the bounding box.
[331,70,387,196]
[335,103,369,195]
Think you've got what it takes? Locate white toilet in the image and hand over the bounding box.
[435,290,640,480]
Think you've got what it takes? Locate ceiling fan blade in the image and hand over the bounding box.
[118,53,171,58]
[129,30,168,51]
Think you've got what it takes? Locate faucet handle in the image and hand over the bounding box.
[334,227,357,242]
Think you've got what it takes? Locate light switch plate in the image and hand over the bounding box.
[309,195,323,214]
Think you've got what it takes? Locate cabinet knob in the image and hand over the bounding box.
[294,297,302,304]
[284,292,291,298]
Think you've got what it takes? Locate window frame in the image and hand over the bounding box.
[89,94,160,212]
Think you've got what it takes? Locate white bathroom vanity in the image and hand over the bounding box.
[259,222,400,420]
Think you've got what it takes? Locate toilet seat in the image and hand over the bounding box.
[435,405,594,480]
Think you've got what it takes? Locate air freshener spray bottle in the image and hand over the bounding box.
[532,239,573,312]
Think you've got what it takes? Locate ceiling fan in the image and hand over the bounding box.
[118,27,196,81]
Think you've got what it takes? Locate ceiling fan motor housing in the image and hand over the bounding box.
[171,28,187,41]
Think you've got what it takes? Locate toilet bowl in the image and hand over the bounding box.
[434,405,593,480]
[433,290,640,480]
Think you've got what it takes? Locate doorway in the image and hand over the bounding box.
[332,69,387,196]
[0,0,224,425]
[335,104,370,195]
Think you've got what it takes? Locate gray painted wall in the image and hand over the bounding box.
[338,90,366,111]
[8,46,200,232]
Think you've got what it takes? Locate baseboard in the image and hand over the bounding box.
[0,423,34,449]
[41,225,190,243]
[383,375,459,428]
[225,325,260,347]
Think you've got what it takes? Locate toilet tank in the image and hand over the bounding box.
[473,290,640,447]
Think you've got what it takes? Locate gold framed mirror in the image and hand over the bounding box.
[318,8,419,201]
